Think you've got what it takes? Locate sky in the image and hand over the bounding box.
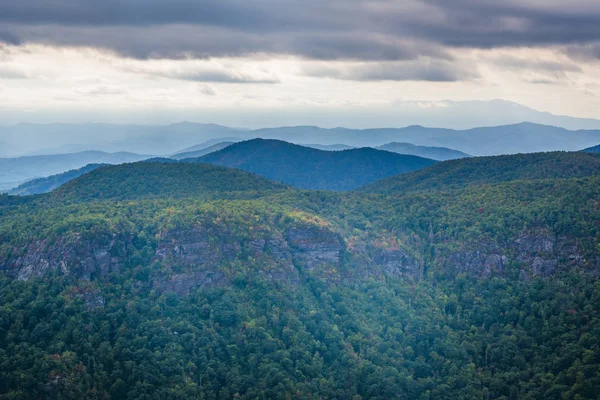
[1,0,600,127]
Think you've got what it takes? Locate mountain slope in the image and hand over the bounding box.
[2,151,600,398]
[170,141,235,160]
[0,150,152,191]
[51,161,289,202]
[377,142,470,160]
[8,163,107,195]
[189,139,437,190]
[582,144,600,153]
[362,151,600,194]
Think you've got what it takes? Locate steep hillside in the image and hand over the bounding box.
[8,163,107,195]
[363,151,600,193]
[190,139,436,190]
[0,150,151,191]
[51,162,289,202]
[377,142,470,161]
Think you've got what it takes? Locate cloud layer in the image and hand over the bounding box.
[1,1,600,60]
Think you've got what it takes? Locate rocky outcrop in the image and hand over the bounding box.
[285,226,345,281]
[4,233,125,281]
[437,230,583,279]
[1,221,589,295]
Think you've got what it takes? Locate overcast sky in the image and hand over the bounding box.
[1,0,599,127]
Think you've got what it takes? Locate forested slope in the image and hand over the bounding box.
[362,151,600,193]
[0,152,600,399]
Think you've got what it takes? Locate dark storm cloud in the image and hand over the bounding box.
[1,0,600,60]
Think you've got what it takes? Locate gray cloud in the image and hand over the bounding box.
[1,1,600,62]
[302,60,479,82]
[490,56,582,73]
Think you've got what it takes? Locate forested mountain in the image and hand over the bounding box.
[363,151,600,193]
[170,141,235,160]
[1,151,600,398]
[8,163,107,195]
[377,142,470,161]
[189,139,437,190]
[0,151,151,192]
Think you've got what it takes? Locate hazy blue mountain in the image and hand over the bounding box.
[377,142,470,161]
[0,151,151,191]
[170,137,242,155]
[0,122,246,156]
[171,142,236,160]
[189,139,436,191]
[250,122,600,156]
[3,119,600,158]
[302,144,356,151]
[8,163,107,195]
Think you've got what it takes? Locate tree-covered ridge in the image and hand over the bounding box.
[49,162,290,203]
[361,151,600,193]
[189,138,437,191]
[1,152,600,398]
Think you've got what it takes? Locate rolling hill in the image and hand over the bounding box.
[188,139,437,190]
[361,151,600,194]
[51,161,290,202]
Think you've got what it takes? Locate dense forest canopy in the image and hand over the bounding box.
[1,151,600,399]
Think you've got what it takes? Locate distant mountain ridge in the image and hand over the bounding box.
[0,150,151,192]
[3,119,600,158]
[171,142,236,160]
[187,139,437,191]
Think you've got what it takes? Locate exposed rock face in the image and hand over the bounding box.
[4,234,125,281]
[0,222,590,294]
[285,226,344,271]
[438,231,583,279]
[370,247,423,279]
[440,244,508,278]
[155,228,240,269]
